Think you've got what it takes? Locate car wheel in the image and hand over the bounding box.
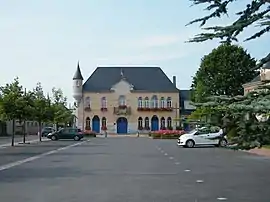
[186,140,195,148]
[51,135,57,141]
[74,135,80,141]
[219,139,227,147]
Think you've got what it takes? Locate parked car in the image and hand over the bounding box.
[177,127,227,148]
[41,127,55,137]
[47,127,84,141]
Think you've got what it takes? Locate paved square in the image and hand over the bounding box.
[0,137,270,202]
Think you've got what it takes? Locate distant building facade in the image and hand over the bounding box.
[243,55,270,95]
[72,64,180,134]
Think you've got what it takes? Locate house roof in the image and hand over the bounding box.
[82,67,179,92]
[262,53,270,69]
[180,90,191,100]
[73,62,84,80]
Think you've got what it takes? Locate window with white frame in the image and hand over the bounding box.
[151,95,158,108]
[160,97,165,108]
[85,97,91,108]
[101,97,107,108]
[144,97,149,108]
[118,95,126,106]
[138,97,143,108]
[167,97,172,108]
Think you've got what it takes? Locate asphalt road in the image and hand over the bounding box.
[0,137,270,202]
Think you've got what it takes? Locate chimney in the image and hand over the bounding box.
[173,76,176,86]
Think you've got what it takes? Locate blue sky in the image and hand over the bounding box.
[0,0,269,104]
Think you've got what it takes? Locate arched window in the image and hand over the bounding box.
[151,95,158,108]
[167,117,172,129]
[118,95,126,106]
[160,97,165,108]
[144,97,149,108]
[144,117,149,130]
[85,117,91,130]
[85,97,90,108]
[138,117,143,130]
[160,117,165,129]
[101,97,107,108]
[138,97,143,108]
[167,97,172,108]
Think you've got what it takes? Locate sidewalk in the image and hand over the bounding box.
[247,148,270,157]
[0,135,49,149]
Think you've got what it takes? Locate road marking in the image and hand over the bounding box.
[175,162,180,165]
[169,157,174,160]
[160,150,164,153]
[217,197,227,201]
[196,180,204,183]
[184,169,191,172]
[164,153,168,156]
[0,140,89,172]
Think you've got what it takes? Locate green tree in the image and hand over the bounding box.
[191,44,257,102]
[0,78,25,146]
[193,88,270,150]
[51,88,73,129]
[187,0,270,65]
[20,89,36,143]
[32,83,54,142]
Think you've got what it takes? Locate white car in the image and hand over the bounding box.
[177,128,227,148]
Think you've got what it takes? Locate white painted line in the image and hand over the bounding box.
[196,180,204,183]
[175,162,180,165]
[217,197,228,201]
[169,157,174,160]
[0,140,89,172]
[164,153,168,156]
[160,150,164,153]
[184,169,191,172]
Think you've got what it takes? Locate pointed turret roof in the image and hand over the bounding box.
[73,61,84,80]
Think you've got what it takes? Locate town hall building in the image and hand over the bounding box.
[72,64,180,134]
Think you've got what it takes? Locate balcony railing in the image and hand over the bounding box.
[137,107,173,112]
[113,106,131,115]
[84,106,91,112]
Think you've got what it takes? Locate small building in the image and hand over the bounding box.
[243,55,270,95]
[72,64,180,134]
[179,90,196,131]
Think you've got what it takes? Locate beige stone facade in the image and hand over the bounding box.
[77,86,179,134]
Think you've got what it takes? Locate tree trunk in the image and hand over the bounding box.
[38,121,42,142]
[23,120,26,144]
[11,119,15,146]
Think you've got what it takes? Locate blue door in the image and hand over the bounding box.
[92,116,100,133]
[151,116,159,131]
[117,117,128,134]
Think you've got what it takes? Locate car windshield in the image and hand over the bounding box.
[187,129,197,134]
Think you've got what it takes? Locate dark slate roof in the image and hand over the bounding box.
[73,63,84,80]
[180,90,191,100]
[83,67,179,92]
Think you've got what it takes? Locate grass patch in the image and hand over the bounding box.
[263,145,270,149]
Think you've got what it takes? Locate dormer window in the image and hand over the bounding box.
[118,95,126,106]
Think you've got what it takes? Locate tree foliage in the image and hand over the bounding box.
[191,44,257,102]
[0,78,73,145]
[191,86,270,150]
[187,0,270,65]
[187,0,270,43]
